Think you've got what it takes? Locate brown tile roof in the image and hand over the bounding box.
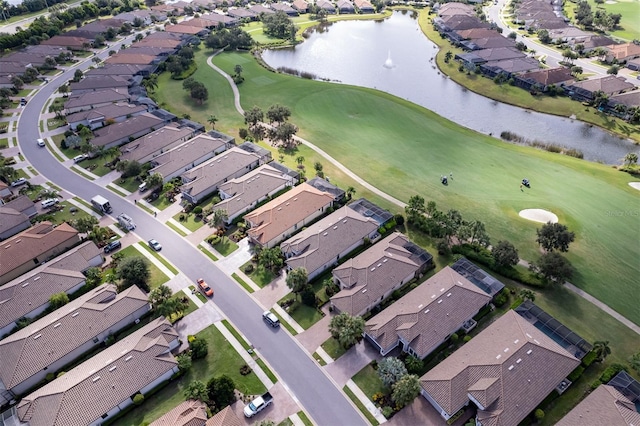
[40,36,92,48]
[70,75,130,92]
[150,134,228,178]
[605,42,640,61]
[0,284,149,391]
[206,405,243,426]
[216,164,296,221]
[354,0,374,9]
[245,182,335,247]
[180,147,262,199]
[569,75,635,95]
[64,88,129,110]
[292,0,309,10]
[518,67,574,86]
[363,266,490,357]
[476,47,526,61]
[135,37,183,49]
[17,318,179,426]
[281,205,378,278]
[105,52,158,65]
[456,28,504,40]
[0,222,79,278]
[438,2,475,17]
[420,310,580,426]
[91,113,165,147]
[557,385,640,426]
[150,399,208,426]
[2,195,36,215]
[332,232,432,316]
[610,90,640,108]
[119,125,195,163]
[165,24,205,35]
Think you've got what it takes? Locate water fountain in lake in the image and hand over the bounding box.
[383,51,394,69]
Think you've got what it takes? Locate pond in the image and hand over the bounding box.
[261,10,639,164]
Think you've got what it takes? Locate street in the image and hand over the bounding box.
[16,37,367,426]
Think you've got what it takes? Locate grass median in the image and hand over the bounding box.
[137,242,179,276]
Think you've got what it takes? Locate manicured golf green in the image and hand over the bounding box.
[206,51,640,327]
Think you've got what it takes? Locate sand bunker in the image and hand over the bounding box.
[519,209,558,223]
[605,0,617,4]
[629,182,640,191]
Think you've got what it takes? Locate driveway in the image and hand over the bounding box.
[324,340,382,387]
[230,381,301,425]
[174,302,224,352]
[388,397,474,426]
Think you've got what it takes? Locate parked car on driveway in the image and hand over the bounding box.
[148,239,162,251]
[41,198,59,208]
[262,311,280,328]
[10,177,27,187]
[104,240,122,254]
[197,278,214,297]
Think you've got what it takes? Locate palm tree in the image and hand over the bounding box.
[296,156,305,168]
[142,73,159,92]
[444,51,453,63]
[207,115,218,130]
[234,64,243,77]
[148,284,173,309]
[209,209,228,230]
[145,172,164,190]
[519,289,535,302]
[346,186,356,200]
[593,340,611,362]
[39,189,59,200]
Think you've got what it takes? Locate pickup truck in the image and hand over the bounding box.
[243,391,273,418]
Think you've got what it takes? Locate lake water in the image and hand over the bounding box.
[261,10,639,164]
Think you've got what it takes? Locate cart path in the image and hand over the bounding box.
[207,53,640,336]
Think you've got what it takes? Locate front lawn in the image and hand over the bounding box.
[117,246,170,288]
[32,201,92,225]
[211,236,238,257]
[137,242,179,275]
[320,336,347,360]
[111,325,266,426]
[80,153,118,177]
[352,363,385,401]
[113,175,142,193]
[173,211,205,232]
[241,260,276,287]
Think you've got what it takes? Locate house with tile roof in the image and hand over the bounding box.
[119,125,197,164]
[563,75,635,102]
[40,35,93,50]
[292,0,308,13]
[198,13,239,27]
[245,182,335,248]
[281,204,380,281]
[0,195,36,240]
[331,232,433,317]
[70,75,131,95]
[306,177,345,202]
[250,4,276,15]
[0,222,80,285]
[228,7,259,20]
[150,399,208,426]
[420,310,581,426]
[337,0,355,13]
[363,264,489,359]
[514,67,574,92]
[437,2,475,17]
[12,318,179,426]
[354,0,374,13]
[205,405,243,426]
[0,181,11,198]
[66,102,147,131]
[316,0,336,13]
[557,384,640,426]
[215,163,297,224]
[270,2,299,15]
[105,52,160,66]
[0,241,102,338]
[149,134,231,182]
[0,284,150,399]
[64,88,130,114]
[604,42,640,64]
[165,23,210,36]
[180,147,263,204]
[90,113,166,149]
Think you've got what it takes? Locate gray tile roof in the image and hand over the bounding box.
[215,164,296,220]
[91,113,165,147]
[0,207,29,236]
[119,125,195,163]
[420,310,580,426]
[150,399,208,426]
[65,102,147,125]
[557,385,640,426]
[0,241,101,332]
[0,284,149,391]
[363,265,489,357]
[180,147,262,199]
[151,134,229,178]
[70,75,130,92]
[17,318,178,426]
[64,88,129,110]
[46,240,102,272]
[568,75,635,95]
[281,206,379,278]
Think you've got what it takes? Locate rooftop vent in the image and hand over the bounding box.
[514,339,520,344]
[377,263,382,267]
[21,282,29,288]
[496,354,502,359]
[92,376,101,382]
[533,339,540,344]
[343,220,347,223]
[33,334,42,340]
[362,289,367,294]
[333,226,338,230]
[446,292,452,297]
[437,300,443,304]
[323,232,328,236]
[418,304,423,309]
[125,355,133,362]
[527,349,532,355]
[33,276,40,281]
[504,348,509,353]
[424,309,430,314]
[109,366,117,372]
[72,312,79,317]
[293,198,298,201]
[440,288,445,292]
[53,323,61,328]
[525,333,532,338]
[370,267,375,272]
[431,294,436,299]
[516,358,522,364]
[383,259,387,263]
[508,365,514,371]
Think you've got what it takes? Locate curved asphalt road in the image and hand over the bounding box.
[18,39,366,426]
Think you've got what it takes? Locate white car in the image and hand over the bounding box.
[148,239,162,251]
[73,154,88,163]
[41,198,59,208]
[37,139,46,147]
[10,177,27,187]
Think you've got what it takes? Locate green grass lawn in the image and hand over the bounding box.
[211,236,239,256]
[232,272,254,293]
[202,51,640,327]
[352,363,386,400]
[113,325,266,426]
[112,176,141,193]
[343,385,380,426]
[321,337,348,360]
[173,211,205,232]
[150,191,176,210]
[276,293,324,330]
[137,242,179,275]
[118,246,170,288]
[188,285,207,303]
[241,261,276,287]
[80,153,118,177]
[166,221,188,237]
[36,201,92,225]
[167,297,198,323]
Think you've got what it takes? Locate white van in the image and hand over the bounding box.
[41,198,59,208]
[138,182,147,192]
[37,139,46,147]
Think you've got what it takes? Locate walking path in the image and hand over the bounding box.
[207,52,640,338]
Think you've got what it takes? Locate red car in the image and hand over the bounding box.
[197,278,213,297]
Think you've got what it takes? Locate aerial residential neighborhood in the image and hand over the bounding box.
[0,0,638,424]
